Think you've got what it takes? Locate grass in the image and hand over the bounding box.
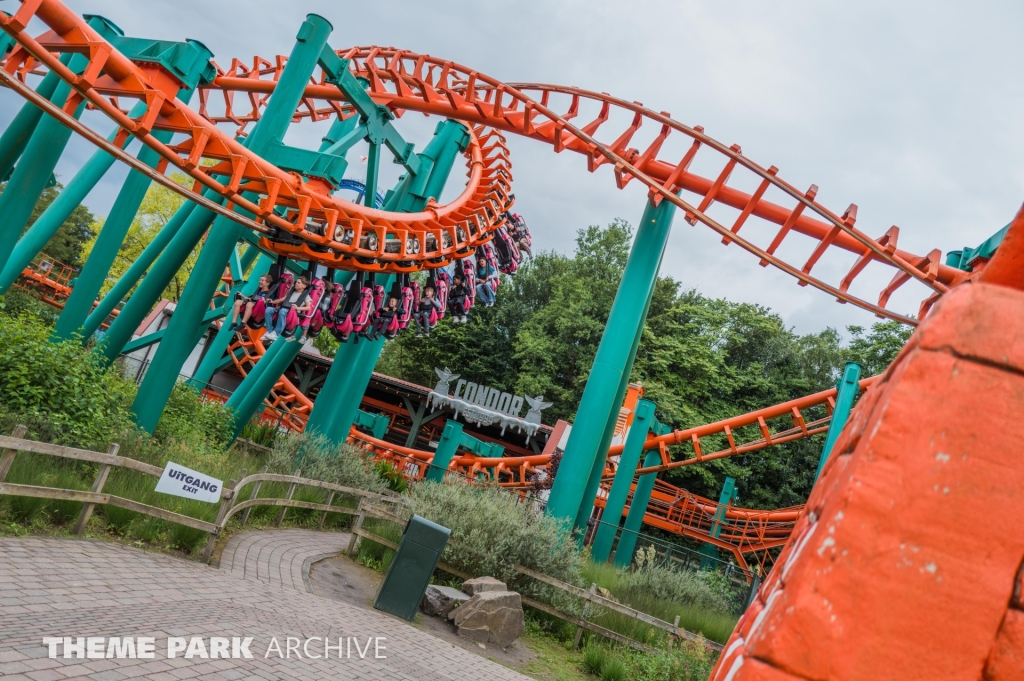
[581,560,739,645]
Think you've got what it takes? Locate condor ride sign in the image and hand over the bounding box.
[154,462,223,503]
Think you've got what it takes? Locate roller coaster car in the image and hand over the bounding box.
[460,257,476,309]
[244,271,295,330]
[395,285,414,333]
[432,270,451,323]
[332,284,375,343]
[480,242,501,291]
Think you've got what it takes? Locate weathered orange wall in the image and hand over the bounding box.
[708,282,1024,680]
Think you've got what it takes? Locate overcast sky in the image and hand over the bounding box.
[4,0,1022,336]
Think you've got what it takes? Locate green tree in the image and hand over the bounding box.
[81,172,200,301]
[0,180,96,267]
[845,320,913,375]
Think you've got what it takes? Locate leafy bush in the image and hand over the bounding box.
[406,481,583,607]
[154,382,234,446]
[268,433,388,494]
[619,549,733,614]
[622,640,718,681]
[0,313,135,446]
[239,420,279,448]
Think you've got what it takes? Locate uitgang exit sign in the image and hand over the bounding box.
[154,462,223,504]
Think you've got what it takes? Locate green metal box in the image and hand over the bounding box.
[373,514,451,621]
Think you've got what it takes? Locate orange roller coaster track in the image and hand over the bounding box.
[0,0,962,320]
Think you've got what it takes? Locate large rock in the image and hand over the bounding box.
[448,590,525,647]
[421,585,470,618]
[461,576,507,596]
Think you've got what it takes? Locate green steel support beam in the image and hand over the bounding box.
[611,449,661,568]
[589,399,656,563]
[0,51,91,276]
[573,298,651,534]
[120,302,230,354]
[425,420,504,483]
[0,100,145,293]
[353,410,390,440]
[131,14,334,433]
[699,477,737,568]
[0,52,71,183]
[303,122,469,443]
[82,200,197,342]
[546,196,679,527]
[51,96,201,339]
[814,361,862,482]
[189,255,273,387]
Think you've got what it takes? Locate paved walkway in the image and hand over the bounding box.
[0,535,530,681]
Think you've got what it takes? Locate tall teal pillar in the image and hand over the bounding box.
[814,362,862,482]
[0,103,146,293]
[81,200,197,342]
[189,255,273,387]
[0,51,91,276]
[590,399,655,563]
[573,290,654,534]
[225,338,305,440]
[546,196,679,526]
[51,90,202,340]
[0,53,70,182]
[131,15,334,433]
[427,421,464,482]
[611,448,662,568]
[699,477,737,569]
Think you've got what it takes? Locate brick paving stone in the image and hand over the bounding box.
[0,536,529,681]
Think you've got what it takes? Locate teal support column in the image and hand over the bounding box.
[51,91,201,340]
[131,15,334,433]
[0,52,91,275]
[225,339,304,440]
[189,255,273,387]
[699,477,737,569]
[612,448,662,568]
[0,103,145,293]
[573,298,651,534]
[546,196,679,526]
[427,421,464,482]
[0,54,70,182]
[813,362,862,482]
[590,399,655,563]
[81,200,197,342]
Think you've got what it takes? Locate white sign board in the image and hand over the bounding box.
[154,462,223,504]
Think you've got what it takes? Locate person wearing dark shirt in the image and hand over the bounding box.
[413,286,442,337]
[230,274,274,331]
[449,274,469,323]
[372,296,400,340]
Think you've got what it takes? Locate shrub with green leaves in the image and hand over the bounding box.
[406,480,583,606]
[153,382,234,446]
[0,313,135,446]
[267,433,388,494]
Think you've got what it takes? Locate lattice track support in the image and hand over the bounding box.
[708,280,1024,679]
[589,399,655,563]
[546,195,679,530]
